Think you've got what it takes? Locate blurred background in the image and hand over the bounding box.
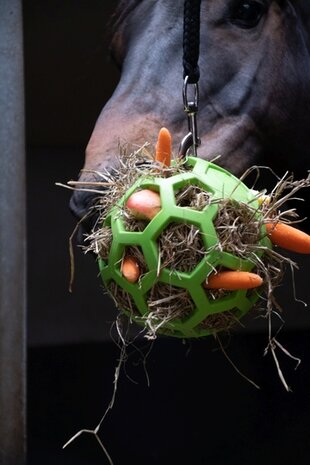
[25,1,310,464]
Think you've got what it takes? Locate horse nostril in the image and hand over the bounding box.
[69,190,99,235]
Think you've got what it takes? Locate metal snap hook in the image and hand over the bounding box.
[183,74,199,112]
[179,75,201,158]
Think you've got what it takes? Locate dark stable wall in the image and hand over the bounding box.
[25,2,310,465]
[25,0,121,346]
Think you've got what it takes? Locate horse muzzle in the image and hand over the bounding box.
[69,189,101,239]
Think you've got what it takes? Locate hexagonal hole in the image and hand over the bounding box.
[214,199,260,257]
[199,308,242,333]
[175,184,211,210]
[121,245,148,277]
[107,280,139,316]
[122,187,161,232]
[158,222,205,273]
[147,282,195,321]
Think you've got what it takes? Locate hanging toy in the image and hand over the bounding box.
[85,127,310,340]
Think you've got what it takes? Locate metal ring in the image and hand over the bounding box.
[183,75,199,111]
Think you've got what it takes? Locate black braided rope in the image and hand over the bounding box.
[183,0,201,84]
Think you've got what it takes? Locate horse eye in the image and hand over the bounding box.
[231,1,266,29]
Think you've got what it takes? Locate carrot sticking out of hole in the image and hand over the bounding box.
[121,256,141,283]
[265,223,310,254]
[155,127,172,167]
[126,189,161,220]
[204,271,263,291]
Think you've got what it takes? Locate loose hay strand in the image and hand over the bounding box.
[62,321,136,464]
[62,345,124,465]
[216,334,261,390]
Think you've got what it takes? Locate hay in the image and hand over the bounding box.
[59,144,310,465]
[200,308,243,333]
[87,226,112,259]
[82,151,309,341]
[145,283,195,338]
[214,198,261,257]
[60,145,310,391]
[108,281,138,316]
[158,222,205,272]
[68,148,309,387]
[175,184,211,209]
[123,214,148,232]
[85,144,189,235]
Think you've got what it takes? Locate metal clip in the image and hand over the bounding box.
[178,75,201,158]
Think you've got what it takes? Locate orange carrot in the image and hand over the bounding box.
[155,127,172,167]
[121,256,140,283]
[204,271,263,290]
[265,223,310,254]
[126,189,161,220]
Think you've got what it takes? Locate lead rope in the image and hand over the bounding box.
[179,0,201,157]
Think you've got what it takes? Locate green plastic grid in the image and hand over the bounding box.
[99,157,272,338]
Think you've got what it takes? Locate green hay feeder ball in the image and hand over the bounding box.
[99,156,272,339]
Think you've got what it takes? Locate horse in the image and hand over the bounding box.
[70,0,310,226]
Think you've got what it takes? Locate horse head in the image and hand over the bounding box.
[70,0,310,226]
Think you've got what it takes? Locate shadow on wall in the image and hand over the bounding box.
[24,0,120,147]
[25,0,120,346]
